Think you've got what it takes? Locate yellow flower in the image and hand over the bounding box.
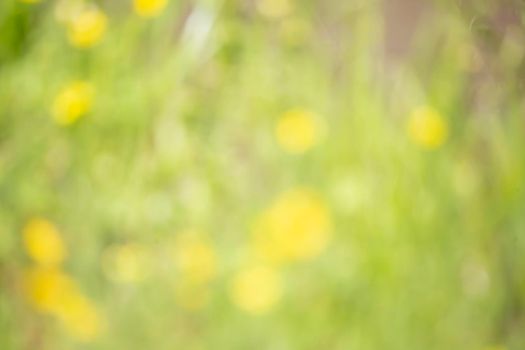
[230,265,282,315]
[67,8,107,48]
[256,0,293,19]
[23,267,75,314]
[133,0,168,18]
[23,218,66,266]
[252,188,332,264]
[171,232,217,285]
[52,81,94,125]
[57,292,103,341]
[407,106,448,149]
[23,267,103,341]
[275,109,322,154]
[101,243,151,284]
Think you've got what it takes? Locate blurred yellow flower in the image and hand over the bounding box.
[67,8,107,48]
[407,106,448,149]
[52,81,94,125]
[276,109,322,154]
[230,265,282,315]
[256,0,292,19]
[23,267,75,314]
[133,0,168,18]
[23,218,66,266]
[101,243,151,284]
[252,188,332,264]
[172,232,216,285]
[57,292,104,341]
[24,267,103,341]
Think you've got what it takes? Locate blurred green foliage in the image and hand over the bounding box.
[1,0,525,349]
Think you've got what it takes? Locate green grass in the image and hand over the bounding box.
[1,0,525,349]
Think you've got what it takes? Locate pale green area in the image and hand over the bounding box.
[1,0,525,349]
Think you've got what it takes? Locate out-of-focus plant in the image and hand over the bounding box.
[0,0,525,349]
